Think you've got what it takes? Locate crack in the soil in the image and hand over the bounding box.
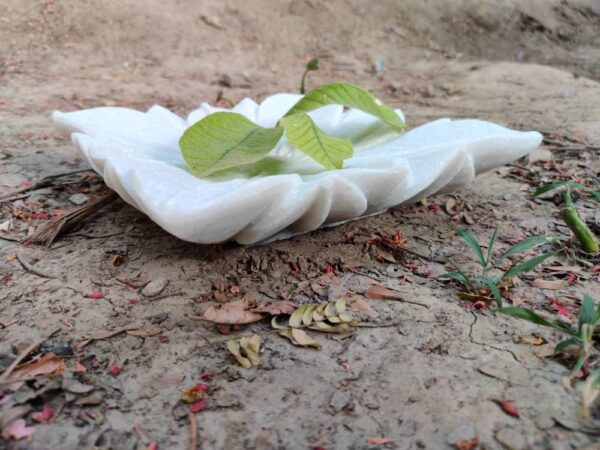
[467,311,520,362]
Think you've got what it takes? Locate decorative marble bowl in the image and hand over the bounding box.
[53,94,541,244]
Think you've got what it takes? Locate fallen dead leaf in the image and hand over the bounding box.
[2,419,35,440]
[367,436,394,445]
[518,337,545,346]
[31,406,54,424]
[278,328,321,349]
[350,298,379,317]
[226,335,261,368]
[126,325,163,337]
[532,279,567,290]
[534,343,556,358]
[490,398,519,417]
[364,286,401,300]
[196,298,265,324]
[453,437,480,450]
[250,300,297,315]
[6,353,65,391]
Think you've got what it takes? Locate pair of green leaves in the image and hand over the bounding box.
[498,293,600,375]
[180,83,406,177]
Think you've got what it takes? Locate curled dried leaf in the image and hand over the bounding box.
[226,334,262,368]
[278,328,321,349]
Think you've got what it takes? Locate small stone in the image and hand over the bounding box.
[141,278,168,297]
[0,152,8,160]
[69,193,90,205]
[328,390,353,413]
[495,427,526,450]
[446,423,477,445]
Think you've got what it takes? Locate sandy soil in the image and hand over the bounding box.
[1,1,600,449]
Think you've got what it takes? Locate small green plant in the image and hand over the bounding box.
[300,57,319,94]
[533,181,600,254]
[498,294,600,376]
[179,81,406,177]
[439,227,562,307]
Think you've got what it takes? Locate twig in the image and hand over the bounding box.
[357,321,404,328]
[0,169,94,201]
[188,412,198,450]
[133,422,154,444]
[0,337,46,381]
[0,234,20,242]
[25,190,118,246]
[16,254,58,279]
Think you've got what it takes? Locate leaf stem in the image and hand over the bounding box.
[561,188,599,254]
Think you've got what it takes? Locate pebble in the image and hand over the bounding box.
[495,427,526,450]
[69,193,90,205]
[141,277,168,297]
[446,423,477,444]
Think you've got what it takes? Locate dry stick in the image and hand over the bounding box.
[0,337,46,381]
[188,412,198,450]
[0,169,94,202]
[25,190,119,246]
[16,253,57,279]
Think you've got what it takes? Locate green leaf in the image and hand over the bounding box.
[457,229,486,269]
[280,113,353,170]
[533,181,600,202]
[180,112,284,177]
[579,294,598,331]
[499,236,562,261]
[485,225,499,268]
[284,82,406,130]
[497,307,578,337]
[501,250,560,280]
[438,271,470,286]
[554,338,582,354]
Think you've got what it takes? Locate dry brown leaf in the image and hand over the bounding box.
[226,334,262,368]
[87,322,140,340]
[534,343,556,358]
[250,300,297,315]
[364,286,401,300]
[445,197,456,214]
[197,298,265,325]
[532,279,567,290]
[519,337,545,346]
[126,325,163,337]
[6,353,65,391]
[351,298,379,318]
[367,436,394,445]
[278,328,321,349]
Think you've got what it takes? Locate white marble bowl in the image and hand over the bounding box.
[53,94,541,244]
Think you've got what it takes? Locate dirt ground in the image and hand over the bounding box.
[1,1,600,449]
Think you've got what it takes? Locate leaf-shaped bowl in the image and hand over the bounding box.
[53,94,541,244]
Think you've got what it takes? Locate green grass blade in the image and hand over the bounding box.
[180,112,283,177]
[501,250,559,280]
[499,236,562,261]
[579,294,598,331]
[280,113,353,169]
[485,225,499,267]
[497,307,578,337]
[533,181,600,202]
[473,276,503,307]
[554,338,582,354]
[444,257,474,288]
[457,229,486,269]
[284,82,406,130]
[437,271,470,286]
